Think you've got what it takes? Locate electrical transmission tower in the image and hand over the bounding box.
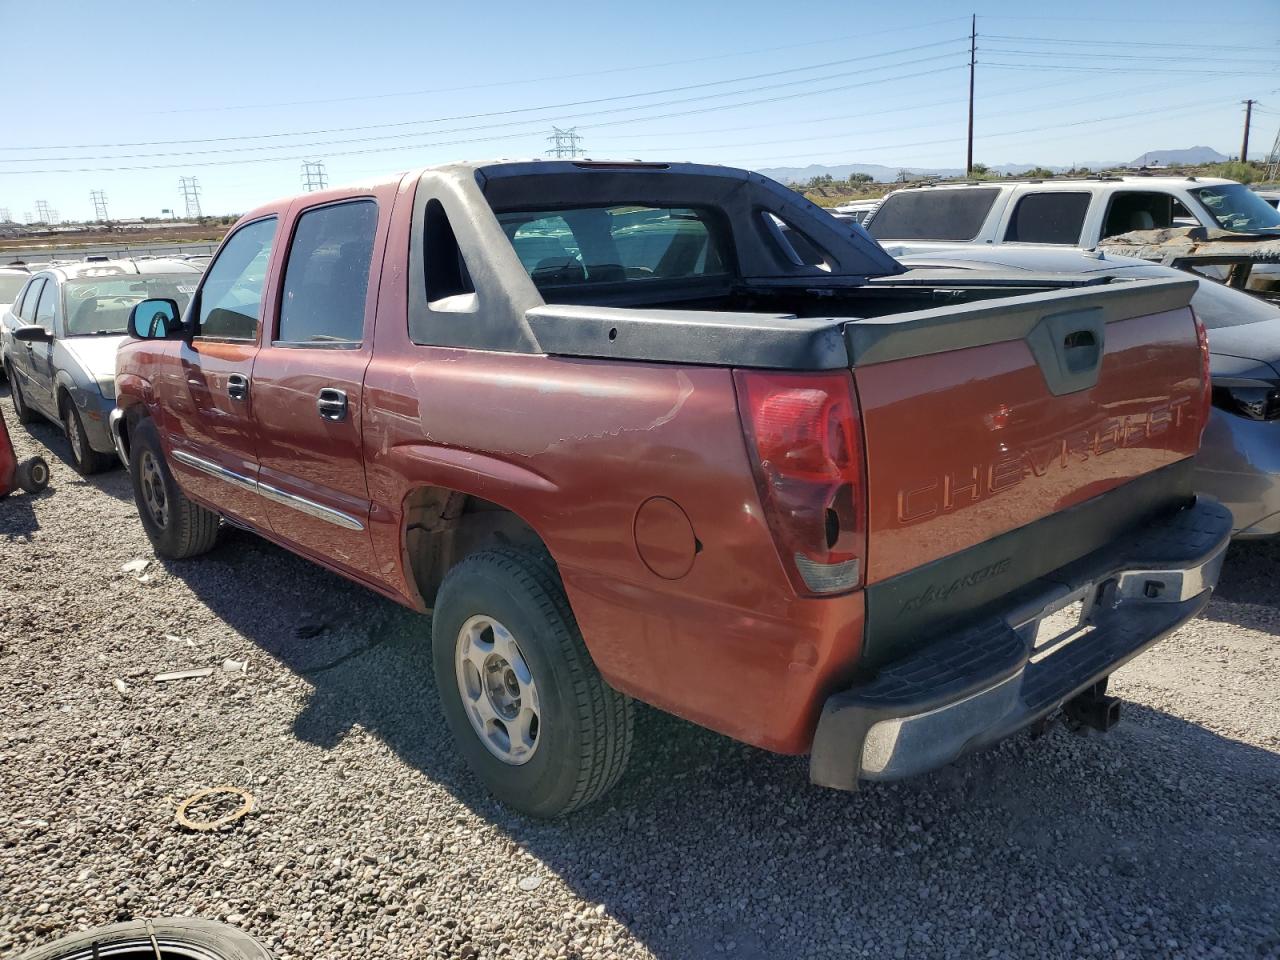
[301,160,329,192]
[1264,125,1280,182]
[178,176,203,219]
[0,208,10,223]
[90,190,109,221]
[546,127,584,158]
[34,200,52,224]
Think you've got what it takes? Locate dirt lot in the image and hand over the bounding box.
[2,388,1278,960]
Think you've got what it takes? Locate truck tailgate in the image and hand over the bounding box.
[849,277,1205,665]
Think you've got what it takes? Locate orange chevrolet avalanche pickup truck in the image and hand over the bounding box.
[112,161,1230,816]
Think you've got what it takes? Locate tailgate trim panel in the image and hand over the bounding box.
[861,458,1195,669]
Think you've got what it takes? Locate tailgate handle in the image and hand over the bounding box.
[1027,308,1106,397]
[1062,329,1099,373]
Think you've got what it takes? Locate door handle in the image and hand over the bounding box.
[227,373,250,401]
[317,387,348,422]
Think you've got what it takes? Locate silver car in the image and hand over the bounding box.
[2,258,202,474]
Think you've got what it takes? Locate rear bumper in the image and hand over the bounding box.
[810,496,1232,790]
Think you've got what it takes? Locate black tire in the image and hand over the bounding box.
[6,362,36,425]
[17,918,272,960]
[61,396,112,475]
[432,547,634,817]
[14,456,49,494]
[129,417,220,559]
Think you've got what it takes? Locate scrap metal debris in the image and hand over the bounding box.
[121,558,151,576]
[174,786,256,832]
[154,667,216,683]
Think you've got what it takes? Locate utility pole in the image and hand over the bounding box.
[966,14,976,176]
[90,189,109,221]
[546,127,584,159]
[178,177,203,219]
[300,160,329,192]
[1241,99,1256,163]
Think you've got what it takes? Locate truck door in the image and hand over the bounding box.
[250,197,382,575]
[163,217,278,530]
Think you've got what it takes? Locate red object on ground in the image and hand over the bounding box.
[0,402,50,497]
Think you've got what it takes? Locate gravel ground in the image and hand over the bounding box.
[2,387,1278,960]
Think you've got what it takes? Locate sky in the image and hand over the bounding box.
[1,0,1277,221]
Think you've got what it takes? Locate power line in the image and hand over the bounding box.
[0,38,968,152]
[300,160,329,192]
[142,16,975,117]
[0,62,969,175]
[981,33,1280,53]
[178,177,202,218]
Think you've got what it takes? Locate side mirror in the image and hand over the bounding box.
[128,298,183,340]
[12,324,52,343]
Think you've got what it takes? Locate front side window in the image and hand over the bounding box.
[1004,192,1089,244]
[196,217,277,340]
[496,205,727,289]
[867,188,1000,242]
[1190,184,1280,233]
[278,200,378,344]
[63,275,198,336]
[33,281,57,333]
[18,278,45,320]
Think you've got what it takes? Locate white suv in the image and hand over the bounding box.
[864,176,1280,293]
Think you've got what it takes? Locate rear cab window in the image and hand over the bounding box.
[1003,192,1089,244]
[867,188,1000,241]
[276,199,378,345]
[496,205,728,290]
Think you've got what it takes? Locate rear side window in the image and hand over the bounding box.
[496,205,727,288]
[197,217,277,340]
[18,278,45,320]
[1102,192,1176,238]
[867,189,1000,241]
[278,200,378,344]
[1004,192,1089,244]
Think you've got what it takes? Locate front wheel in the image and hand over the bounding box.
[432,547,634,817]
[129,417,220,559]
[62,400,111,475]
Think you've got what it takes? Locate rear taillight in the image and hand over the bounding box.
[1194,308,1212,438]
[734,370,866,596]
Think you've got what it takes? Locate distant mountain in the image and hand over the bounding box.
[1128,146,1229,166]
[757,146,1227,184]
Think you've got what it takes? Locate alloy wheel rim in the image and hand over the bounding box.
[66,411,83,463]
[454,615,541,765]
[139,451,169,528]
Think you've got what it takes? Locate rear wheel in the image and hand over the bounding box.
[62,397,111,475]
[129,417,220,559]
[6,362,35,424]
[432,547,634,817]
